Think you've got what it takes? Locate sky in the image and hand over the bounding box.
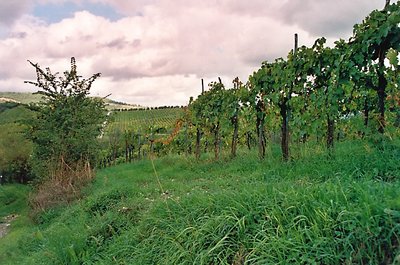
[0,0,385,106]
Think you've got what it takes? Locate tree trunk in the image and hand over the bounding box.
[195,127,201,160]
[385,0,391,9]
[377,77,386,134]
[364,98,369,128]
[246,132,251,150]
[137,134,141,160]
[256,100,266,159]
[280,99,289,161]
[256,113,265,159]
[213,122,220,160]
[327,116,335,150]
[231,114,239,157]
[395,112,400,127]
[184,121,188,155]
[125,138,129,163]
[377,48,387,134]
[113,146,118,165]
[150,140,154,154]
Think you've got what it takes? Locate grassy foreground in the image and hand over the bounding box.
[1,139,400,264]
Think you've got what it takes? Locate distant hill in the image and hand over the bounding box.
[102,98,142,110]
[0,92,141,110]
[0,92,42,104]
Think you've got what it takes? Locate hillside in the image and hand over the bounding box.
[108,107,184,132]
[0,92,42,104]
[0,140,399,264]
[0,92,141,110]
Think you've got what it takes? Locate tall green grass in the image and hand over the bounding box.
[0,184,32,264]
[1,139,399,264]
[0,184,30,218]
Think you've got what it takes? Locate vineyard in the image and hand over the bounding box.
[99,2,400,166]
[106,107,184,132]
[187,2,400,162]
[98,107,186,166]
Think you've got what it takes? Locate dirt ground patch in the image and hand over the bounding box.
[0,214,18,238]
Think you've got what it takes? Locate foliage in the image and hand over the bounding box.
[25,57,106,178]
[0,184,30,218]
[97,107,184,166]
[350,1,400,133]
[0,105,34,183]
[184,2,400,161]
[0,124,33,184]
[0,92,43,105]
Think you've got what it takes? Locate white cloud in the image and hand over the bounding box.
[0,0,386,106]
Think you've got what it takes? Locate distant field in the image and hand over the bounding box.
[0,92,42,104]
[0,92,185,136]
[107,107,185,132]
[0,92,142,110]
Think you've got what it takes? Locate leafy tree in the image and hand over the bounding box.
[25,57,106,179]
[223,77,243,158]
[304,38,352,150]
[249,64,272,159]
[203,81,226,160]
[350,1,400,133]
[386,48,400,127]
[189,95,206,160]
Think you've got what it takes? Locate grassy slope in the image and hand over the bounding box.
[0,104,35,125]
[0,140,399,264]
[0,92,140,110]
[0,92,42,104]
[0,185,32,264]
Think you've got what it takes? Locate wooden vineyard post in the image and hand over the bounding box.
[150,140,154,155]
[124,130,129,163]
[281,33,298,161]
[230,78,240,158]
[137,132,141,160]
[377,46,387,134]
[195,127,201,160]
[231,113,239,158]
[213,122,220,160]
[256,100,266,159]
[194,79,204,160]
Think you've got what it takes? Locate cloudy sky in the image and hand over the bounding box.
[0,0,384,106]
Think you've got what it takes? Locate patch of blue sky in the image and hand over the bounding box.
[33,1,123,23]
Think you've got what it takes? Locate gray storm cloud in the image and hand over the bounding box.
[276,0,384,37]
[0,0,32,26]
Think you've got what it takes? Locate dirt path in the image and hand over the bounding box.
[0,214,18,238]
